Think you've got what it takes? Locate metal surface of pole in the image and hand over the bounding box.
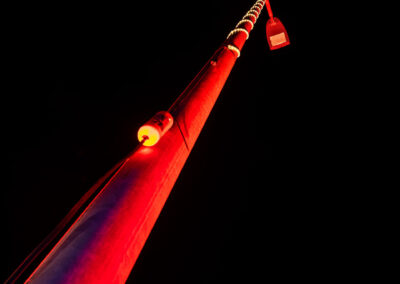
[25,1,266,283]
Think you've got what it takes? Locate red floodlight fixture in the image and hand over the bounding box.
[265,0,290,50]
[138,111,174,146]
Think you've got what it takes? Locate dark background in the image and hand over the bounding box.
[1,0,321,283]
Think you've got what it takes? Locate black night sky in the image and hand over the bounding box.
[0,0,321,283]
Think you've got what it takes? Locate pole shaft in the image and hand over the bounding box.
[25,1,265,283]
[265,0,274,18]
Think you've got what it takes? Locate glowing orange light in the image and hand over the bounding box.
[137,111,173,146]
[137,125,160,146]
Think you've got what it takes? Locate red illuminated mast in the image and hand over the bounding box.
[18,1,289,283]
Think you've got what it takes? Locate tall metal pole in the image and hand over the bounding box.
[25,1,266,283]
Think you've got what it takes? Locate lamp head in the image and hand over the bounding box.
[266,17,290,50]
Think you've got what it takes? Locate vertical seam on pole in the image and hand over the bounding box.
[175,120,190,151]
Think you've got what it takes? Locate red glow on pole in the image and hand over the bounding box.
[15,1,290,283]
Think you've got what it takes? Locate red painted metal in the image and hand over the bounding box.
[25,1,265,283]
[265,0,275,19]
